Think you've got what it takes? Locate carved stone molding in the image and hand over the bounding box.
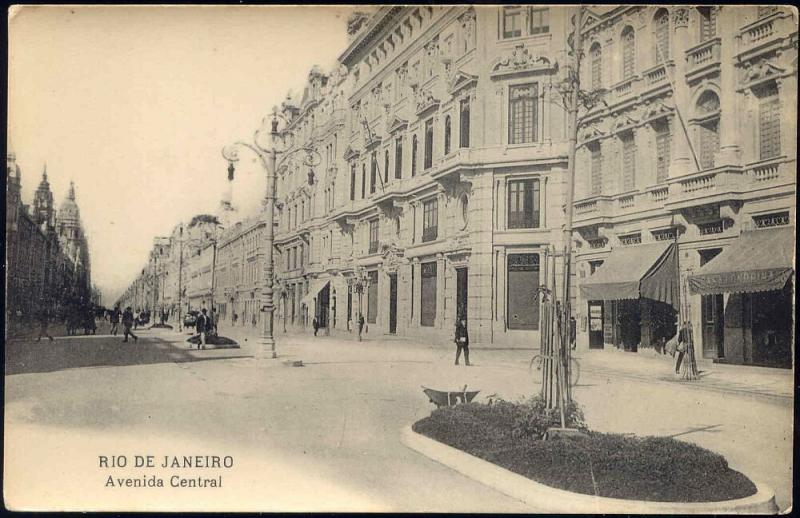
[672,7,690,28]
[490,43,555,79]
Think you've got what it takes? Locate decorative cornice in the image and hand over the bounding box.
[490,43,556,79]
[387,115,409,134]
[642,99,674,122]
[415,88,440,116]
[343,146,360,161]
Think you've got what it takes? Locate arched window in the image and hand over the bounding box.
[695,91,720,169]
[590,43,602,89]
[411,135,418,176]
[444,115,452,155]
[459,98,470,148]
[654,9,670,63]
[622,26,635,80]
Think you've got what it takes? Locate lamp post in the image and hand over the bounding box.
[222,107,324,359]
[347,266,371,323]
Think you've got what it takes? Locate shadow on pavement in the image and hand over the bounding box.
[5,335,253,375]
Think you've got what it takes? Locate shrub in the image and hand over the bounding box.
[509,395,588,439]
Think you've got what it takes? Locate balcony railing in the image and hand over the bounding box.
[643,63,668,85]
[686,37,721,70]
[746,157,794,185]
[422,226,438,243]
[618,195,635,209]
[738,11,793,54]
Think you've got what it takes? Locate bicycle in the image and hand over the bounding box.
[529,352,581,387]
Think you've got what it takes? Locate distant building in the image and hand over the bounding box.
[5,151,92,326]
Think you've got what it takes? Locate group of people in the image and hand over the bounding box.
[193,308,217,349]
[108,304,139,342]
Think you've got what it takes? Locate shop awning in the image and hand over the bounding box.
[300,279,330,307]
[688,226,795,295]
[580,241,679,309]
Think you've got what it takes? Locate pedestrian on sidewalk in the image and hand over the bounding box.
[312,316,320,336]
[454,318,471,366]
[357,313,365,342]
[36,307,54,342]
[196,308,208,349]
[673,322,690,374]
[122,306,138,343]
[110,304,121,336]
[134,309,140,330]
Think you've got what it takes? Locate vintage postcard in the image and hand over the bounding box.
[5,4,795,513]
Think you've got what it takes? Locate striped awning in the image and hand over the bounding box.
[688,226,795,295]
[300,279,330,307]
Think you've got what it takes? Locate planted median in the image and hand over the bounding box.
[412,396,756,503]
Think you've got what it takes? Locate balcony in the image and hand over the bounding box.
[609,76,638,106]
[573,184,675,227]
[745,156,796,189]
[665,166,746,211]
[686,37,721,81]
[422,226,438,243]
[737,11,794,59]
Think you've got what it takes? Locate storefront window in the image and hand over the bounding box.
[421,262,437,327]
[507,253,539,330]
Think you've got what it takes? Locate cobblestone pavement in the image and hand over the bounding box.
[4,325,793,512]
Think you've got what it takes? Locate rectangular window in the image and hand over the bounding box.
[298,244,303,267]
[367,270,378,324]
[698,120,719,169]
[759,84,781,160]
[370,154,377,194]
[500,6,523,39]
[361,164,366,198]
[590,143,603,195]
[621,132,636,191]
[424,119,434,169]
[384,150,390,185]
[411,136,418,176]
[350,163,356,201]
[395,137,403,179]
[420,262,437,327]
[422,199,439,242]
[654,120,671,183]
[699,7,717,41]
[459,98,470,148]
[507,254,539,330]
[507,179,541,229]
[509,84,538,144]
[369,219,379,254]
[529,7,549,35]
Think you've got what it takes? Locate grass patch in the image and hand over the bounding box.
[413,399,756,503]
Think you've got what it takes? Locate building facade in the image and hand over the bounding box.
[5,151,93,327]
[572,6,797,368]
[269,5,576,347]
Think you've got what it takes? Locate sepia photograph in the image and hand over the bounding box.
[4,4,796,513]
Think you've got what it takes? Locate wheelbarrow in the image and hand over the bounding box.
[421,385,480,408]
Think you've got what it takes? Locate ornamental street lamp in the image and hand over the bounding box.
[347,266,371,323]
[221,107,323,359]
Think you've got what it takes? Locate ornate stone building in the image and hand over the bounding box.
[6,151,92,326]
[270,6,575,346]
[572,6,796,368]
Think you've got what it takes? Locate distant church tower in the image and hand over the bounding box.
[33,164,55,229]
[6,149,22,234]
[58,181,92,294]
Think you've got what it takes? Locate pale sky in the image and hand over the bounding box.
[8,5,355,305]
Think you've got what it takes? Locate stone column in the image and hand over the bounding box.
[715,6,743,166]
[467,171,494,344]
[668,7,694,178]
[412,258,421,329]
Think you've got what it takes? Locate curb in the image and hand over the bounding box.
[401,426,779,514]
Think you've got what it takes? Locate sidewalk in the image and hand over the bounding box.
[209,322,793,405]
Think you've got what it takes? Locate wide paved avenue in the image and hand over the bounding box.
[4,327,792,512]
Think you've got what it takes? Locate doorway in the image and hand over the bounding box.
[701,294,725,359]
[456,267,468,322]
[588,301,604,348]
[318,283,330,329]
[389,273,398,334]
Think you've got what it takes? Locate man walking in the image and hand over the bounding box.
[196,308,208,350]
[357,313,365,342]
[36,306,55,342]
[110,304,121,336]
[454,317,471,366]
[122,306,138,343]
